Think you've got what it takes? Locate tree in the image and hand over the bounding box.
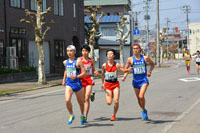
[169,41,178,58]
[84,6,104,58]
[115,13,131,66]
[20,0,55,85]
[84,23,101,48]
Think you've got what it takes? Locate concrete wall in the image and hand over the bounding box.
[189,23,200,55]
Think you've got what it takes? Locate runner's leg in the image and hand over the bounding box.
[113,87,120,116]
[75,88,85,115]
[65,86,73,114]
[105,89,113,105]
[84,85,92,116]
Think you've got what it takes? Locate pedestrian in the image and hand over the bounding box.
[62,45,87,125]
[184,49,192,75]
[121,43,155,120]
[101,49,132,121]
[194,50,200,75]
[80,44,98,122]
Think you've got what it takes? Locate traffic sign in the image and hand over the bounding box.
[134,29,140,35]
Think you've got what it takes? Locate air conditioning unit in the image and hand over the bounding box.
[6,47,16,57]
[9,59,17,68]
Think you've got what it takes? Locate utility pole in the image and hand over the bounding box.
[166,17,170,58]
[182,5,191,51]
[156,0,160,67]
[144,0,151,55]
[128,11,135,45]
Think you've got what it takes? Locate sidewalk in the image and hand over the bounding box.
[0,62,172,96]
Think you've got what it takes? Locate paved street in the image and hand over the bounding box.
[0,60,200,133]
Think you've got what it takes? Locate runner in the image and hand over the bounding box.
[101,49,132,121]
[184,49,192,75]
[62,45,87,125]
[122,43,155,120]
[194,50,200,75]
[80,44,98,122]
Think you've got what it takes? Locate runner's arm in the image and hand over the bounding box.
[117,63,132,73]
[145,56,155,77]
[101,64,105,89]
[62,60,67,86]
[121,57,131,81]
[92,59,99,76]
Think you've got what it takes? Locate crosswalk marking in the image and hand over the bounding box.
[179,77,200,82]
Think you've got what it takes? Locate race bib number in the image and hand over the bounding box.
[196,57,200,62]
[105,71,117,80]
[186,56,190,61]
[67,68,76,77]
[85,66,92,75]
[134,65,146,74]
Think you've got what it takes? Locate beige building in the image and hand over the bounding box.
[189,23,200,54]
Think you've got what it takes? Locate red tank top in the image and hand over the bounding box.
[80,57,93,78]
[105,62,118,83]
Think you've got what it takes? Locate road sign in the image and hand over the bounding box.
[134,29,140,35]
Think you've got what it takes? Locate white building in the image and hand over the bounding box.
[189,23,200,55]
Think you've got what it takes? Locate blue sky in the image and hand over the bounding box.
[131,0,200,32]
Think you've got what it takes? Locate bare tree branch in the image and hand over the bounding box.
[42,26,51,40]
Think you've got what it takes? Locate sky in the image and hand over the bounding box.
[131,0,200,32]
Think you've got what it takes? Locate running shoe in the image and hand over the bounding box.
[90,91,95,102]
[188,70,191,75]
[142,109,148,120]
[110,115,116,121]
[67,115,75,125]
[84,115,87,123]
[80,115,84,125]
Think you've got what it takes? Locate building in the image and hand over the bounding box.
[0,0,85,73]
[84,0,132,68]
[189,23,200,55]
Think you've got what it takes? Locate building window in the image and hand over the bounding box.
[10,38,25,58]
[101,27,116,36]
[54,0,64,16]
[10,0,25,8]
[30,0,46,11]
[55,40,65,58]
[73,3,76,18]
[10,27,26,35]
[114,50,120,60]
[0,40,3,55]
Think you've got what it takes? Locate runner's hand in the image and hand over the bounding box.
[94,70,99,76]
[121,76,126,81]
[128,67,133,72]
[147,72,151,77]
[101,85,104,90]
[62,80,65,86]
[70,75,76,80]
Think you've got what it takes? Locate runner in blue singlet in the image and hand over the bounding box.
[122,43,155,120]
[62,45,87,125]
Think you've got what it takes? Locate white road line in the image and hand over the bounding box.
[179,77,200,82]
[160,97,200,133]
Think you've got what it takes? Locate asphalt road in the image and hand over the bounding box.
[0,60,200,133]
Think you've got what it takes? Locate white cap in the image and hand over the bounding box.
[67,45,76,51]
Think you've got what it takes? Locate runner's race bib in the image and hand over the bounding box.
[186,56,190,61]
[105,71,117,80]
[196,57,200,62]
[66,68,76,77]
[85,66,92,75]
[134,65,146,74]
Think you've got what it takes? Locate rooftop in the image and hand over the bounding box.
[84,15,121,23]
[84,0,131,6]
